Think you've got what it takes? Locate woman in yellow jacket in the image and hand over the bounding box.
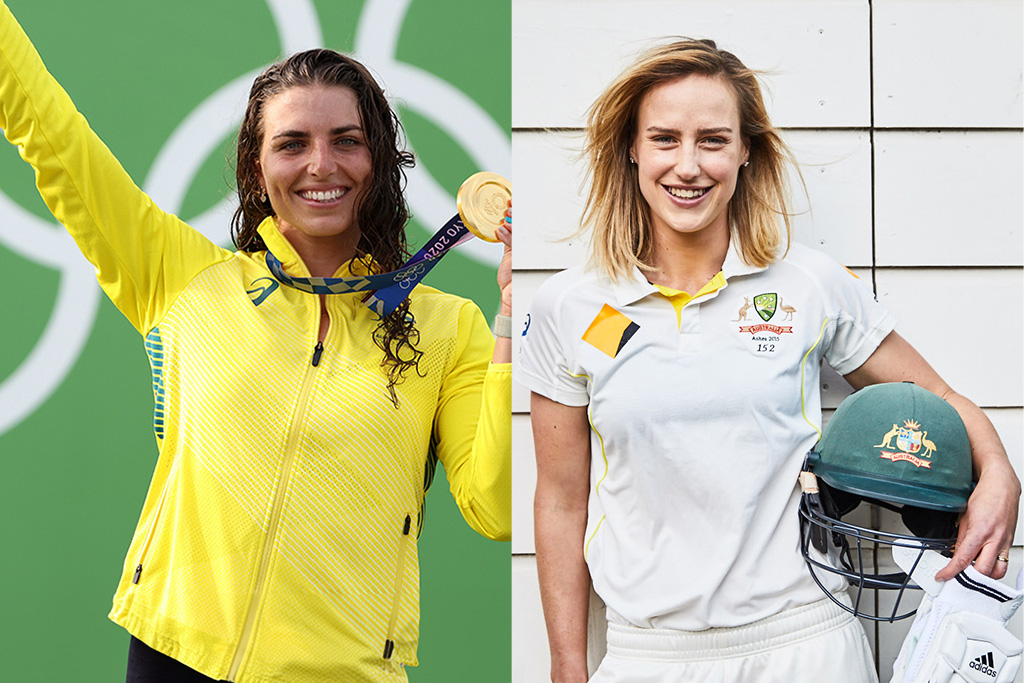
[0,2,511,681]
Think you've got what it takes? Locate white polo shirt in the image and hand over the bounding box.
[518,241,897,630]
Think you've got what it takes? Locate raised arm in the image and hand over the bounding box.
[431,203,512,539]
[532,392,592,683]
[0,1,228,334]
[845,330,1021,581]
[432,301,511,541]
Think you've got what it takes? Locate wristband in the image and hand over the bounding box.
[492,314,511,338]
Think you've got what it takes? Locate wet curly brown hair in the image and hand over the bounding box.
[232,49,421,405]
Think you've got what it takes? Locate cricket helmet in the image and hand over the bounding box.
[798,382,973,621]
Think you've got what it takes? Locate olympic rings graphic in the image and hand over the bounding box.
[398,263,428,290]
[0,0,510,435]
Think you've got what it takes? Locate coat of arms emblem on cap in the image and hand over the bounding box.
[875,419,936,468]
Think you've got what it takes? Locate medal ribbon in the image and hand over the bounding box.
[265,213,474,317]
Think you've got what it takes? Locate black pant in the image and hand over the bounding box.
[126,636,225,683]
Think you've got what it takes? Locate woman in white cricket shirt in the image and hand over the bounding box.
[517,40,1020,683]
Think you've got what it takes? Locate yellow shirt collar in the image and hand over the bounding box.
[654,272,727,327]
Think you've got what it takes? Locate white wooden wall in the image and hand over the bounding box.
[510,1,1024,681]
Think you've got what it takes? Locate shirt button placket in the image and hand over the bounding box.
[678,305,702,354]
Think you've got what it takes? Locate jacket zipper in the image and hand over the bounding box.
[227,342,322,680]
[131,456,179,585]
[382,514,413,662]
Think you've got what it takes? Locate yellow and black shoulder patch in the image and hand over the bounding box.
[583,304,639,358]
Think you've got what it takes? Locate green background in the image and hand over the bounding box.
[0,1,510,680]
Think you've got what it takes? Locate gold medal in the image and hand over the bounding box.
[457,172,511,243]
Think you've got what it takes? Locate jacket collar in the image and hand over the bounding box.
[256,216,376,279]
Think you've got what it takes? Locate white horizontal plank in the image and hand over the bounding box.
[512,131,590,270]
[513,0,870,128]
[986,409,1024,547]
[511,555,551,683]
[785,130,874,267]
[513,129,874,271]
[988,409,1024,545]
[873,0,1024,128]
[512,413,538,554]
[515,131,1024,269]
[512,270,557,413]
[874,131,1023,266]
[875,268,1023,406]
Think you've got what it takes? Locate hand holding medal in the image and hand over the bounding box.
[460,172,513,329]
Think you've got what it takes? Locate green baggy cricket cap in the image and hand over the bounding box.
[808,382,973,512]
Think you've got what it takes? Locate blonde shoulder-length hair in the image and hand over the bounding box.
[582,39,796,281]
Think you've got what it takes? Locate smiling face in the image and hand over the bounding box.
[630,74,748,248]
[258,85,372,265]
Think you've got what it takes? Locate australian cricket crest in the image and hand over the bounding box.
[875,419,934,468]
[754,293,777,322]
[736,292,793,341]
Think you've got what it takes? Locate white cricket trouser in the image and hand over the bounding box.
[589,596,878,683]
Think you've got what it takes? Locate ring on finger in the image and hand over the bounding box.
[997,551,1010,563]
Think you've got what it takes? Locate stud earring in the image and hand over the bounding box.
[743,161,749,167]
[629,157,636,165]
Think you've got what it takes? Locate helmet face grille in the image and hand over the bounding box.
[798,480,957,622]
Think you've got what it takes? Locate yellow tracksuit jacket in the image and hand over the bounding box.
[0,4,511,681]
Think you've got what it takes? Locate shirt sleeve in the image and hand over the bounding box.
[516,271,590,406]
[0,1,230,335]
[821,261,898,375]
[432,301,510,542]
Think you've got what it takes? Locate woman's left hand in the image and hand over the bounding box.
[496,200,512,316]
[936,460,1020,581]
